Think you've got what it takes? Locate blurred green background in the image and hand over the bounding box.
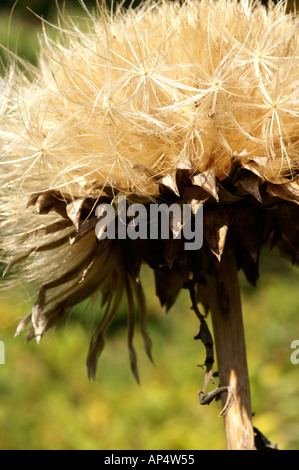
[0,0,299,451]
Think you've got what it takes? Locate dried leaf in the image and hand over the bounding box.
[267,178,299,205]
[132,281,153,363]
[217,184,243,205]
[13,219,72,245]
[66,198,86,230]
[32,287,46,331]
[14,313,32,337]
[27,191,70,218]
[69,217,97,245]
[86,332,105,380]
[191,168,219,201]
[203,210,229,261]
[86,271,125,379]
[143,239,167,270]
[276,203,299,252]
[37,233,74,252]
[196,281,210,316]
[157,172,180,197]
[3,248,35,276]
[176,154,193,170]
[126,276,140,384]
[183,185,211,212]
[232,156,268,179]
[34,302,67,343]
[31,250,101,331]
[155,263,188,311]
[233,235,259,286]
[120,239,145,283]
[276,236,299,266]
[231,205,264,263]
[162,238,183,268]
[234,171,262,202]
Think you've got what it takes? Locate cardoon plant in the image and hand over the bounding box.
[0,0,298,450]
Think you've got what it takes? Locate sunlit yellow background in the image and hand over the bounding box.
[0,0,299,451]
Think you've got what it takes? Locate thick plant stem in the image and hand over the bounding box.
[207,246,255,450]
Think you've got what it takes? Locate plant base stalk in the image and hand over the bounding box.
[207,246,255,450]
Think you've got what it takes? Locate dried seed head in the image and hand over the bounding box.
[0,0,298,379]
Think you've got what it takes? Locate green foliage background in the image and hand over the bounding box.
[0,0,299,451]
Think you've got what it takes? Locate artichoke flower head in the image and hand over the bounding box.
[0,0,298,381]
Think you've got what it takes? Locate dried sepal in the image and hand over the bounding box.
[132,280,154,364]
[12,220,72,245]
[155,254,189,311]
[234,171,262,203]
[125,276,140,384]
[69,217,98,245]
[66,198,88,230]
[27,191,70,218]
[183,185,211,211]
[267,178,299,205]
[203,210,229,261]
[157,172,180,197]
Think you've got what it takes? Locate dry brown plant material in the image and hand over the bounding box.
[0,0,298,450]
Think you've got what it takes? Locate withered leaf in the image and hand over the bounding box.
[157,172,180,197]
[183,185,211,211]
[86,332,106,381]
[267,178,299,205]
[217,184,243,205]
[232,156,268,179]
[233,235,259,286]
[13,219,72,245]
[143,239,167,270]
[132,280,153,363]
[162,238,183,268]
[155,262,188,311]
[276,236,299,266]
[27,191,70,218]
[231,205,264,263]
[120,238,145,283]
[3,248,36,276]
[66,198,87,230]
[14,313,32,337]
[234,171,262,202]
[125,276,140,384]
[203,210,229,261]
[196,280,210,316]
[176,154,193,170]
[191,168,219,201]
[69,217,97,245]
[276,203,299,252]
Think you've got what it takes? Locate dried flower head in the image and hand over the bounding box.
[0,0,298,381]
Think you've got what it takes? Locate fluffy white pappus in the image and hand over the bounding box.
[0,0,298,201]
